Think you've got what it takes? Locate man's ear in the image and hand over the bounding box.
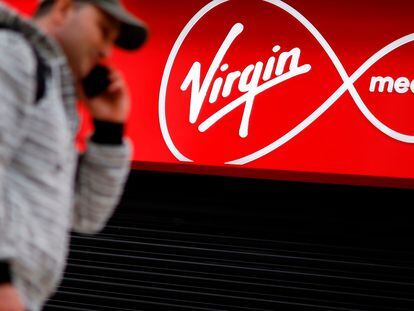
[49,0,75,27]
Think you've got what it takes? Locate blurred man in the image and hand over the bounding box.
[0,1,147,310]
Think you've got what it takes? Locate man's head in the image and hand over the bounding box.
[34,0,147,81]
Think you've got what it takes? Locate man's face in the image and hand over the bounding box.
[54,3,121,81]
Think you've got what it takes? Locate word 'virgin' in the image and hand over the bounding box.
[180,22,312,138]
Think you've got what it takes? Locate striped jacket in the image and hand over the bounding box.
[0,4,131,311]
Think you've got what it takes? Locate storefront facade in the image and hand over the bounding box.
[4,1,414,309]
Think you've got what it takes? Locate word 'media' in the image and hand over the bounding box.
[370,76,414,94]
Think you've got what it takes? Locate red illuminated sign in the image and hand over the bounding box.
[5,0,414,188]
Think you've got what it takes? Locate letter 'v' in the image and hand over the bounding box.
[181,23,245,124]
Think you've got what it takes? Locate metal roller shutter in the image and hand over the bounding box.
[45,171,414,311]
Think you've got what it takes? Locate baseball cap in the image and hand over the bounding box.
[41,0,148,50]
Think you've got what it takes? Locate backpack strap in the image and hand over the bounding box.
[32,47,47,104]
[0,25,48,104]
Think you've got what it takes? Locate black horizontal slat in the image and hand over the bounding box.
[75,227,414,264]
[68,236,414,278]
[64,260,413,299]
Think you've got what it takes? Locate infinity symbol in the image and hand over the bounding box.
[159,0,414,165]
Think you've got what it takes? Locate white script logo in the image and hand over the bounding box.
[180,22,311,138]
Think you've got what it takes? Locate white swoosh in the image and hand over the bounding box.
[227,0,414,165]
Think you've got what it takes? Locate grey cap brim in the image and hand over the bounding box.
[96,2,148,51]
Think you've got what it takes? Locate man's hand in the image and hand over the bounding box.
[0,284,25,311]
[83,68,131,123]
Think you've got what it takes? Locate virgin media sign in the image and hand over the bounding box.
[6,0,414,187]
[157,0,414,187]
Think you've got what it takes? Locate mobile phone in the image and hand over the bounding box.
[81,65,111,98]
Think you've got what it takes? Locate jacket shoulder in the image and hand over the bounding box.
[0,29,37,104]
[0,29,36,71]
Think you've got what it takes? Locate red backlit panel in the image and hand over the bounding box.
[4,0,414,188]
